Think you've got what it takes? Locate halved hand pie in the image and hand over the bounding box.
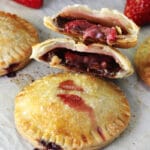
[15,73,130,150]
[44,4,139,48]
[0,11,39,76]
[31,38,134,78]
[135,37,150,86]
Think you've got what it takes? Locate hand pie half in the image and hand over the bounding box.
[0,11,39,76]
[15,73,130,150]
[31,38,134,78]
[135,37,150,86]
[44,4,139,48]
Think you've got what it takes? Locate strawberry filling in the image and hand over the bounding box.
[55,16,118,45]
[40,48,121,77]
[64,20,117,44]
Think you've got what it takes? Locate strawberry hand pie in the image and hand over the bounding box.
[15,73,130,150]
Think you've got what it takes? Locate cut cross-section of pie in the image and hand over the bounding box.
[31,38,134,78]
[15,73,130,150]
[0,11,39,76]
[44,4,139,48]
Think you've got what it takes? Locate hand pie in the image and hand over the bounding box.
[44,4,139,48]
[135,37,150,86]
[0,11,39,76]
[31,38,134,78]
[15,73,130,150]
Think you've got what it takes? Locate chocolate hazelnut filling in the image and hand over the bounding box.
[40,48,121,77]
[34,140,62,150]
[5,63,19,77]
[54,16,127,45]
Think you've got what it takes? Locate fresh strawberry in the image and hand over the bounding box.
[13,0,43,9]
[124,0,150,26]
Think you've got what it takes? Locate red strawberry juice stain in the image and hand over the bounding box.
[58,80,83,91]
[57,94,94,117]
[57,94,96,124]
[81,134,88,143]
[97,126,106,141]
[57,93,106,141]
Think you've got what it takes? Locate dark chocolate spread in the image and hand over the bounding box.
[34,140,62,150]
[40,48,121,78]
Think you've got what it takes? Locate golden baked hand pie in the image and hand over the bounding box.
[31,38,134,78]
[135,37,150,86]
[15,73,130,150]
[0,11,39,76]
[44,4,139,48]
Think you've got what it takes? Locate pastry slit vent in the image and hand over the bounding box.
[57,93,106,141]
[81,134,88,143]
[97,126,106,141]
[54,16,127,45]
[40,48,121,78]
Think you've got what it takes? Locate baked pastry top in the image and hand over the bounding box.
[15,73,130,150]
[135,37,150,86]
[0,11,39,76]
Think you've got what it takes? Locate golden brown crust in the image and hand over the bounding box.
[15,73,130,150]
[0,11,39,76]
[135,37,150,86]
[44,5,139,48]
[114,38,137,49]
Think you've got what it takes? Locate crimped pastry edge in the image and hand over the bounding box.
[15,72,130,150]
[0,11,39,76]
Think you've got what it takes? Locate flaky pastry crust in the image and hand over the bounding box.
[15,73,130,150]
[135,37,150,86]
[0,11,39,76]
